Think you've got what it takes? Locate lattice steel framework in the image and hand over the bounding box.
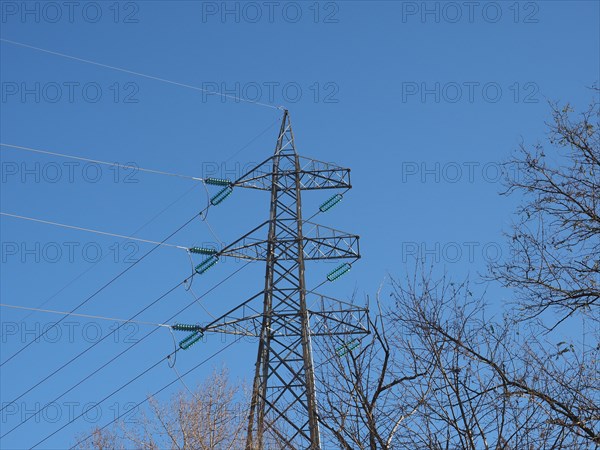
[187,111,366,449]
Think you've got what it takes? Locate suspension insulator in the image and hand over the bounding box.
[195,255,219,274]
[172,323,202,332]
[327,263,352,282]
[205,177,231,186]
[336,339,360,356]
[179,331,204,350]
[210,186,233,206]
[319,193,343,212]
[189,247,217,255]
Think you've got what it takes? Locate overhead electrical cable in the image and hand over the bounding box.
[16,181,201,324]
[67,336,243,450]
[0,303,170,327]
[0,212,188,250]
[0,279,187,416]
[50,271,347,448]
[0,39,283,110]
[0,213,199,368]
[1,261,253,437]
[13,114,278,321]
[0,143,205,181]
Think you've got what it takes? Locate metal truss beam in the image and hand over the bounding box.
[189,110,364,449]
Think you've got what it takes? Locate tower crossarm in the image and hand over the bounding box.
[297,156,351,190]
[215,221,360,261]
[306,292,370,337]
[192,290,369,340]
[230,155,275,191]
[231,156,351,191]
[198,290,265,338]
[301,222,360,260]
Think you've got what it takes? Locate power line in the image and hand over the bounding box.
[4,110,363,447]
[1,181,256,424]
[0,114,282,366]
[65,326,366,450]
[1,261,253,438]
[222,115,281,163]
[0,38,283,111]
[0,212,199,368]
[68,336,243,450]
[0,303,170,327]
[0,279,186,417]
[0,143,204,181]
[0,290,181,438]
[18,262,252,446]
[0,212,189,250]
[14,114,279,322]
[31,346,179,449]
[7,176,356,443]
[0,114,281,184]
[58,274,352,449]
[17,181,202,322]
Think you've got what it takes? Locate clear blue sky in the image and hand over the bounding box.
[1,1,599,448]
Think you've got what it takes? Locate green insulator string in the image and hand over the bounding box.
[319,193,343,212]
[179,331,204,350]
[205,177,232,186]
[327,263,352,282]
[195,255,219,274]
[210,186,233,206]
[172,323,203,332]
[189,247,217,255]
[336,339,360,356]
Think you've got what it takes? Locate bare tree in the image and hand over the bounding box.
[76,369,247,450]
[316,90,600,449]
[315,290,427,450]
[491,94,599,327]
[314,265,597,449]
[388,267,599,449]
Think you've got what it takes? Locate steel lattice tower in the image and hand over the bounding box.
[181,110,367,449]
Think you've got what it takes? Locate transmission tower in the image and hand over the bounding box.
[176,110,367,449]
